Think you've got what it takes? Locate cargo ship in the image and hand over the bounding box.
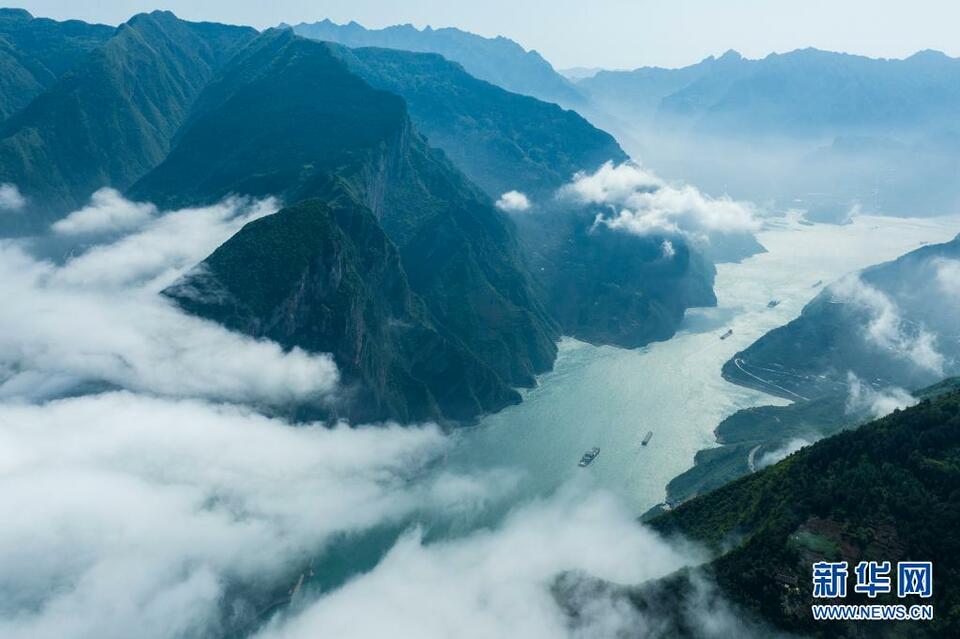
[720,329,733,340]
[641,431,653,446]
[578,447,600,467]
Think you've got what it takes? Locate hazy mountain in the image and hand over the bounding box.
[0,8,113,121]
[645,386,960,636]
[333,44,625,198]
[142,29,559,422]
[686,48,960,139]
[577,48,960,219]
[577,50,745,127]
[558,67,602,81]
[0,10,256,230]
[290,19,582,106]
[723,235,960,401]
[580,48,960,140]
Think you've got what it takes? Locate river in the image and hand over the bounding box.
[444,212,960,514]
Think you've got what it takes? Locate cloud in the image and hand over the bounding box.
[757,438,811,469]
[51,194,280,290]
[934,258,960,296]
[0,190,775,639]
[0,392,457,639]
[256,487,704,639]
[660,239,676,259]
[0,183,26,211]
[559,162,761,252]
[51,188,157,235]
[829,274,945,375]
[844,372,916,419]
[496,190,531,212]
[0,194,338,406]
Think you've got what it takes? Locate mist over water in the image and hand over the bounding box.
[444,212,960,514]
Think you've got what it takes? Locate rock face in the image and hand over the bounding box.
[165,198,520,424]
[0,11,257,228]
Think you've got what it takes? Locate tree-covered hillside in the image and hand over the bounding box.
[648,388,960,637]
[0,8,113,121]
[0,10,256,229]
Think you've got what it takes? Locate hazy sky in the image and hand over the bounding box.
[14,0,960,69]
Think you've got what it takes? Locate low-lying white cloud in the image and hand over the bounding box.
[934,257,960,296]
[829,274,945,375]
[559,162,761,257]
[0,392,455,639]
[0,189,777,639]
[51,188,157,235]
[845,372,916,419]
[52,194,280,290]
[757,438,811,469]
[257,488,703,639]
[0,193,338,405]
[660,239,676,259]
[496,190,531,212]
[0,183,26,211]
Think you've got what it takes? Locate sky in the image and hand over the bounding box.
[14,0,960,69]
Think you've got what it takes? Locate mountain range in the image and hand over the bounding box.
[290,19,582,107]
[575,48,960,219]
[0,10,720,424]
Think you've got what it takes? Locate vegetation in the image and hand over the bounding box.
[166,197,519,424]
[1,11,718,422]
[148,29,559,423]
[0,10,256,230]
[649,388,960,637]
[0,8,113,121]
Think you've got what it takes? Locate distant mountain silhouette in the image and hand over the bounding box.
[291,19,583,106]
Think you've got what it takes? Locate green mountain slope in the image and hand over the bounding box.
[139,30,559,419]
[0,8,113,121]
[165,197,519,424]
[655,377,960,510]
[0,10,256,230]
[648,387,960,637]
